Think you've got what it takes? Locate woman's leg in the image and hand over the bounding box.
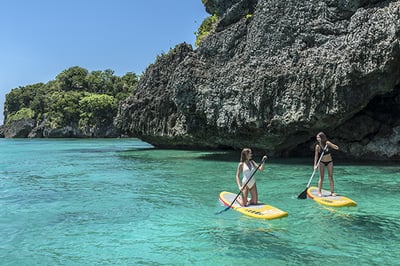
[239,187,248,206]
[318,163,325,196]
[249,183,258,205]
[327,162,335,196]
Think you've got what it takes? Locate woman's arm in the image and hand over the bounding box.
[327,141,339,150]
[235,163,243,190]
[314,145,319,169]
[253,156,267,172]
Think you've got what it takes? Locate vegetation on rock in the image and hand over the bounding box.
[195,14,219,47]
[4,66,138,136]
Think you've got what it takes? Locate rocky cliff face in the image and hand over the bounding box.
[1,120,120,138]
[115,0,400,160]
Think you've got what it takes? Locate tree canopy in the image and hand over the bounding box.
[4,66,138,130]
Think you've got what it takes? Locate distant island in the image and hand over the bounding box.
[0,66,137,138]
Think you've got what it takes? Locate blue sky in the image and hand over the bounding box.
[0,0,209,124]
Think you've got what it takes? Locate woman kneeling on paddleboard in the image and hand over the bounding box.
[314,132,339,197]
[235,148,267,207]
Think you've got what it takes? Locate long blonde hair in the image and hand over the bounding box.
[240,148,252,162]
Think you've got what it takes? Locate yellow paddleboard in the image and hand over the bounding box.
[307,186,357,207]
[218,191,288,220]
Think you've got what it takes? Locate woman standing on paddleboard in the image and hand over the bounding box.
[314,132,339,197]
[235,148,267,207]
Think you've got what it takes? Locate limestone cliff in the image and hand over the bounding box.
[115,0,400,160]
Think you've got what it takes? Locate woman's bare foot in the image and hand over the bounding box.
[236,196,245,207]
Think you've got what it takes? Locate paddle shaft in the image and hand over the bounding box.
[306,144,328,188]
[221,160,264,212]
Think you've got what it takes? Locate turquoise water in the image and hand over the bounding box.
[0,139,399,265]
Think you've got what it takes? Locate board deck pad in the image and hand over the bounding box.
[219,191,288,220]
[307,186,357,207]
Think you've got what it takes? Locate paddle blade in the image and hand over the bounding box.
[215,206,230,215]
[297,188,308,199]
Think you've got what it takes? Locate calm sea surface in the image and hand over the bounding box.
[0,138,399,265]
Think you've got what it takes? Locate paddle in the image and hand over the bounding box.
[297,144,327,199]
[216,157,266,214]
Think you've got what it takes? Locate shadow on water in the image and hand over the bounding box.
[118,148,313,165]
[195,223,296,261]
[117,148,238,164]
[198,151,238,162]
[194,218,360,265]
[317,206,400,241]
[117,146,400,168]
[335,158,400,166]
[118,146,305,163]
[343,214,399,238]
[346,179,400,194]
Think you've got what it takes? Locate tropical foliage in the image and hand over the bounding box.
[195,14,219,47]
[4,66,138,130]
[6,107,35,124]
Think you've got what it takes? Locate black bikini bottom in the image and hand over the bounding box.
[320,161,332,166]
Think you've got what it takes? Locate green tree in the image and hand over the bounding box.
[6,107,35,124]
[56,66,89,91]
[47,91,86,127]
[86,69,116,95]
[113,72,138,102]
[3,66,138,132]
[79,94,117,127]
[5,83,44,114]
[29,81,58,119]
